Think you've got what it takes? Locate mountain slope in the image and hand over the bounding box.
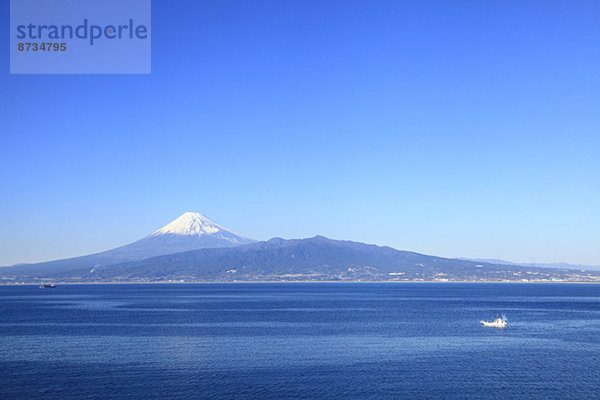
[57,236,600,282]
[0,212,255,276]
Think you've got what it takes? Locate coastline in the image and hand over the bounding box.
[3,280,599,286]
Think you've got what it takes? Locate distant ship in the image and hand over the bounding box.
[39,283,56,288]
[480,314,507,328]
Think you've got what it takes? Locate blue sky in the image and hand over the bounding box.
[1,0,599,266]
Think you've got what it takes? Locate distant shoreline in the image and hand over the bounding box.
[2,280,599,286]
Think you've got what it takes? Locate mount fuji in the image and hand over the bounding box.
[4,213,599,283]
[1,212,255,276]
[145,212,255,250]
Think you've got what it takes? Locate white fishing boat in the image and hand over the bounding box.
[480,314,507,328]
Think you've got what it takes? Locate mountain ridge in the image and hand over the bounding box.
[3,215,599,283]
[45,236,600,283]
[459,258,600,271]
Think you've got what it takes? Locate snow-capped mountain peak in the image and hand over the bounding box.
[152,212,231,237]
[2,212,255,274]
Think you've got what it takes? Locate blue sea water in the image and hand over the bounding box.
[0,283,598,399]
